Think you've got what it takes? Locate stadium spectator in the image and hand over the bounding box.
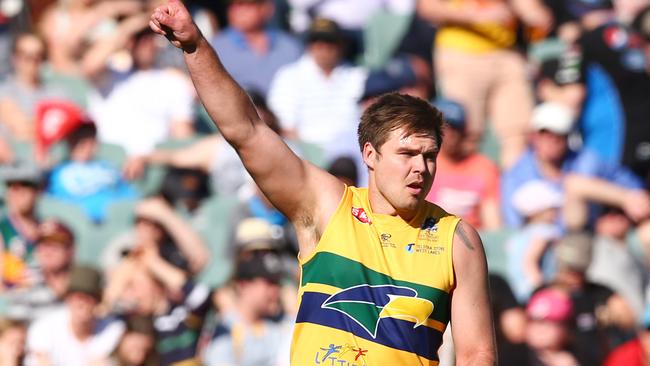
[543,0,615,42]
[46,122,138,223]
[425,98,502,230]
[211,0,303,97]
[5,220,75,321]
[0,32,68,143]
[104,315,159,366]
[502,102,649,228]
[524,287,582,366]
[25,265,125,366]
[489,274,528,366]
[85,24,196,172]
[101,196,208,275]
[550,232,636,366]
[104,242,212,366]
[587,206,646,316]
[203,249,291,366]
[0,165,42,290]
[605,303,650,366]
[268,17,367,151]
[506,180,563,303]
[418,0,553,168]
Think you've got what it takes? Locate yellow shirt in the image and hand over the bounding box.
[436,0,517,53]
[290,187,460,365]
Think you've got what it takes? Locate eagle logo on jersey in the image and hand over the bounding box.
[321,284,434,338]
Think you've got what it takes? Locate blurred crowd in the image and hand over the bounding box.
[1,0,650,365]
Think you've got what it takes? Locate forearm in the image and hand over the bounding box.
[456,351,497,366]
[564,174,632,207]
[183,37,261,147]
[159,212,209,273]
[146,254,187,292]
[509,0,552,27]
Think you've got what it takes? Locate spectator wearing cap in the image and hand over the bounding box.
[549,232,636,366]
[103,235,212,366]
[0,165,42,289]
[0,317,27,366]
[502,102,649,229]
[46,122,138,223]
[425,98,502,230]
[587,206,646,316]
[418,0,553,169]
[211,0,302,97]
[605,303,650,366]
[203,249,291,366]
[523,287,582,366]
[25,265,125,366]
[506,180,564,303]
[267,17,367,153]
[5,219,76,321]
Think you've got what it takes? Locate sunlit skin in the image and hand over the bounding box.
[364,128,439,221]
[531,130,569,166]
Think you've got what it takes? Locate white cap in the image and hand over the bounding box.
[512,180,563,217]
[531,102,575,135]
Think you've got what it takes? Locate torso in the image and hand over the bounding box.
[291,186,460,365]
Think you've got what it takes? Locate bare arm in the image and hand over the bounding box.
[417,0,513,27]
[149,1,343,251]
[508,0,553,29]
[136,197,209,274]
[480,199,502,230]
[147,135,220,171]
[451,221,497,366]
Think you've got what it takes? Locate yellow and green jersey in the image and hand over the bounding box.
[291,186,460,365]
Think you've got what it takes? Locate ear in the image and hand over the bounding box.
[362,142,378,170]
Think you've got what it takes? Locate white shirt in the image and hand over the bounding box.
[25,308,125,366]
[268,54,367,150]
[88,69,195,156]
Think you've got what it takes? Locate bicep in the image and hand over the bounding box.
[236,125,344,226]
[450,221,496,365]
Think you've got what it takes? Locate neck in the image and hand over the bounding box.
[236,300,262,326]
[536,157,563,179]
[70,319,93,341]
[243,30,269,54]
[17,75,40,89]
[367,175,418,222]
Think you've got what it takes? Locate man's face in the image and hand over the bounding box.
[132,34,159,70]
[35,240,73,272]
[66,292,98,328]
[118,331,154,365]
[308,41,343,71]
[12,35,45,82]
[364,128,438,216]
[228,0,272,33]
[124,269,164,316]
[239,277,281,317]
[69,137,98,163]
[526,319,569,351]
[6,182,38,215]
[531,130,569,164]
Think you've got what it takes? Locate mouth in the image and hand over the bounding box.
[406,182,424,196]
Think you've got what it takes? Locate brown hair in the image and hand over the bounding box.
[357,93,444,153]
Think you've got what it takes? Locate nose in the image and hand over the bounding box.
[412,154,427,174]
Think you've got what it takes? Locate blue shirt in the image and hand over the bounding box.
[47,160,138,222]
[211,28,303,97]
[502,148,644,227]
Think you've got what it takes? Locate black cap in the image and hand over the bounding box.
[307,18,344,43]
[233,250,284,283]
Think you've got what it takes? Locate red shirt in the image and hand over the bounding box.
[605,338,646,366]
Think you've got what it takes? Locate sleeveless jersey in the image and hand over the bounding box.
[291,187,460,365]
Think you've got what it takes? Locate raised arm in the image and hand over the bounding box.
[149,1,342,238]
[450,221,497,366]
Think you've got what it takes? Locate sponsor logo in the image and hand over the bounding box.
[351,207,371,224]
[314,344,368,365]
[380,233,396,248]
[405,243,415,253]
[321,284,434,338]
